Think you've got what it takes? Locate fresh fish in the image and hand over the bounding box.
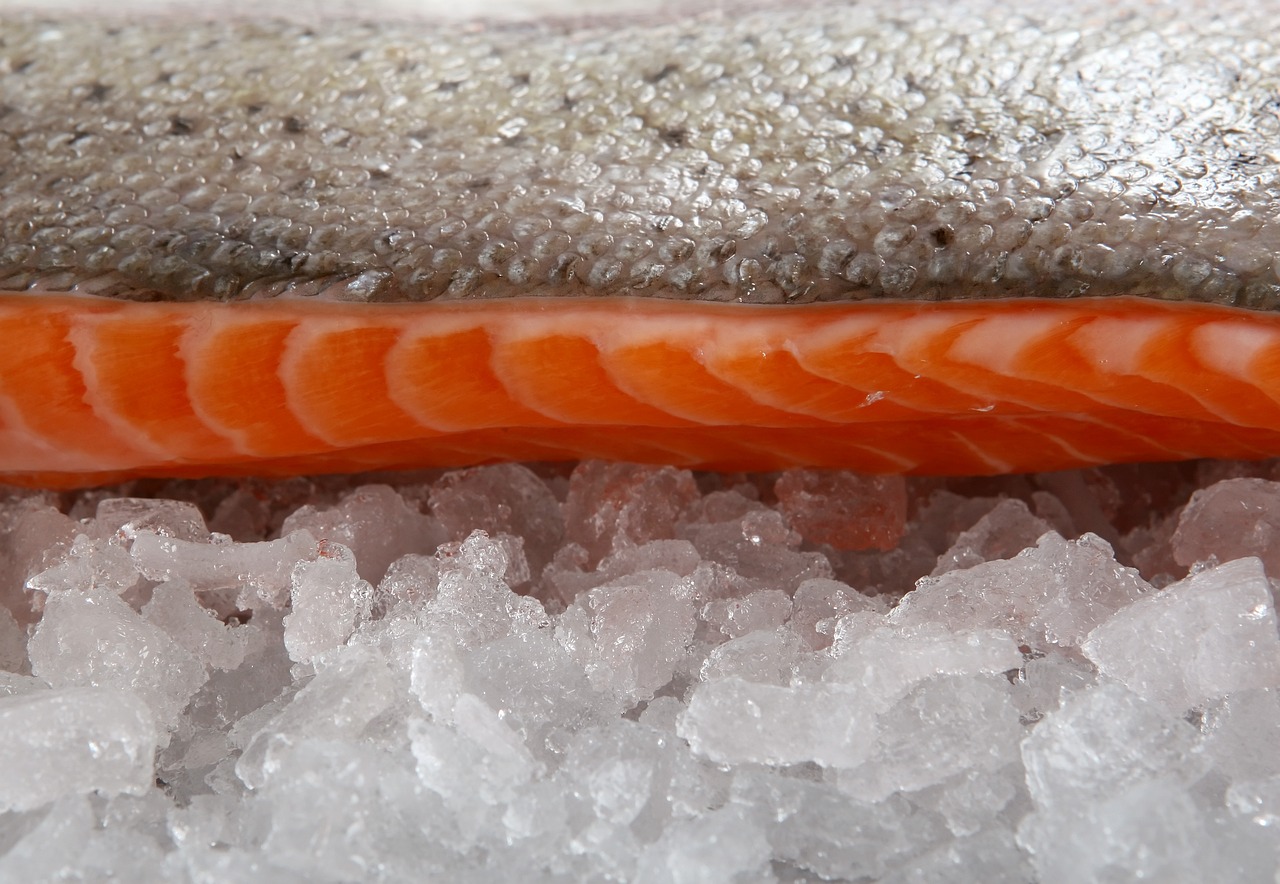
[2,0,1279,484]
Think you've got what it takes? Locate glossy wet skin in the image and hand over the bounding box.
[2,0,1280,308]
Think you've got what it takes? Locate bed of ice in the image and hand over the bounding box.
[1,458,1279,881]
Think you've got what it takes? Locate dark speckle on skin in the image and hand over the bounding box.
[660,127,688,147]
[169,115,194,135]
[83,81,111,102]
[646,63,679,83]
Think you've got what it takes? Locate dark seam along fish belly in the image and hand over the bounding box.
[2,0,1280,486]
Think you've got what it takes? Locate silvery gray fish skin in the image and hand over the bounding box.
[1,0,1279,306]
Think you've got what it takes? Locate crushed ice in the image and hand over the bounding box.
[1,461,1279,880]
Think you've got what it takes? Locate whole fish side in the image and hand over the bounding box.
[2,0,1279,485]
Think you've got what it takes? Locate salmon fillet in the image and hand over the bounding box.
[1,293,1277,487]
[4,2,1280,485]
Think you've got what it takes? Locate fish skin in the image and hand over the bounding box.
[1,0,1279,307]
[3,1,1280,484]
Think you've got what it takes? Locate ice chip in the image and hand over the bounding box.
[1020,683,1203,808]
[634,804,771,884]
[0,687,156,811]
[463,629,603,744]
[931,767,1022,838]
[131,529,319,606]
[429,463,564,574]
[679,677,875,768]
[701,589,791,638]
[895,532,1150,651]
[1017,778,1236,884]
[775,469,908,551]
[789,577,886,650]
[679,506,833,593]
[930,498,1053,576]
[1201,689,1280,782]
[282,484,445,584]
[1083,557,1280,713]
[543,539,702,608]
[1007,653,1097,726]
[257,740,451,881]
[563,462,700,564]
[699,627,811,686]
[730,771,936,881]
[1,499,77,613]
[1173,477,1280,575]
[0,607,26,673]
[425,530,549,648]
[93,497,208,545]
[409,696,540,843]
[26,533,139,598]
[579,569,698,705]
[373,552,440,618]
[28,587,206,733]
[1226,774,1280,827]
[143,578,249,671]
[823,622,1024,710]
[235,645,397,790]
[884,828,1032,884]
[834,675,1023,802]
[409,631,465,720]
[283,541,373,663]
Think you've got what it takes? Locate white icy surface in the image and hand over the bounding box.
[0,462,1277,880]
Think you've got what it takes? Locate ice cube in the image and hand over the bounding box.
[701,589,792,638]
[235,644,397,790]
[283,541,373,664]
[774,469,908,551]
[679,677,875,768]
[28,588,206,733]
[930,498,1053,576]
[429,464,564,574]
[895,532,1150,651]
[563,462,700,564]
[92,497,208,545]
[834,675,1023,802]
[282,484,445,584]
[1083,557,1280,713]
[578,569,698,705]
[0,687,155,811]
[131,529,319,607]
[143,578,248,671]
[1173,477,1280,575]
